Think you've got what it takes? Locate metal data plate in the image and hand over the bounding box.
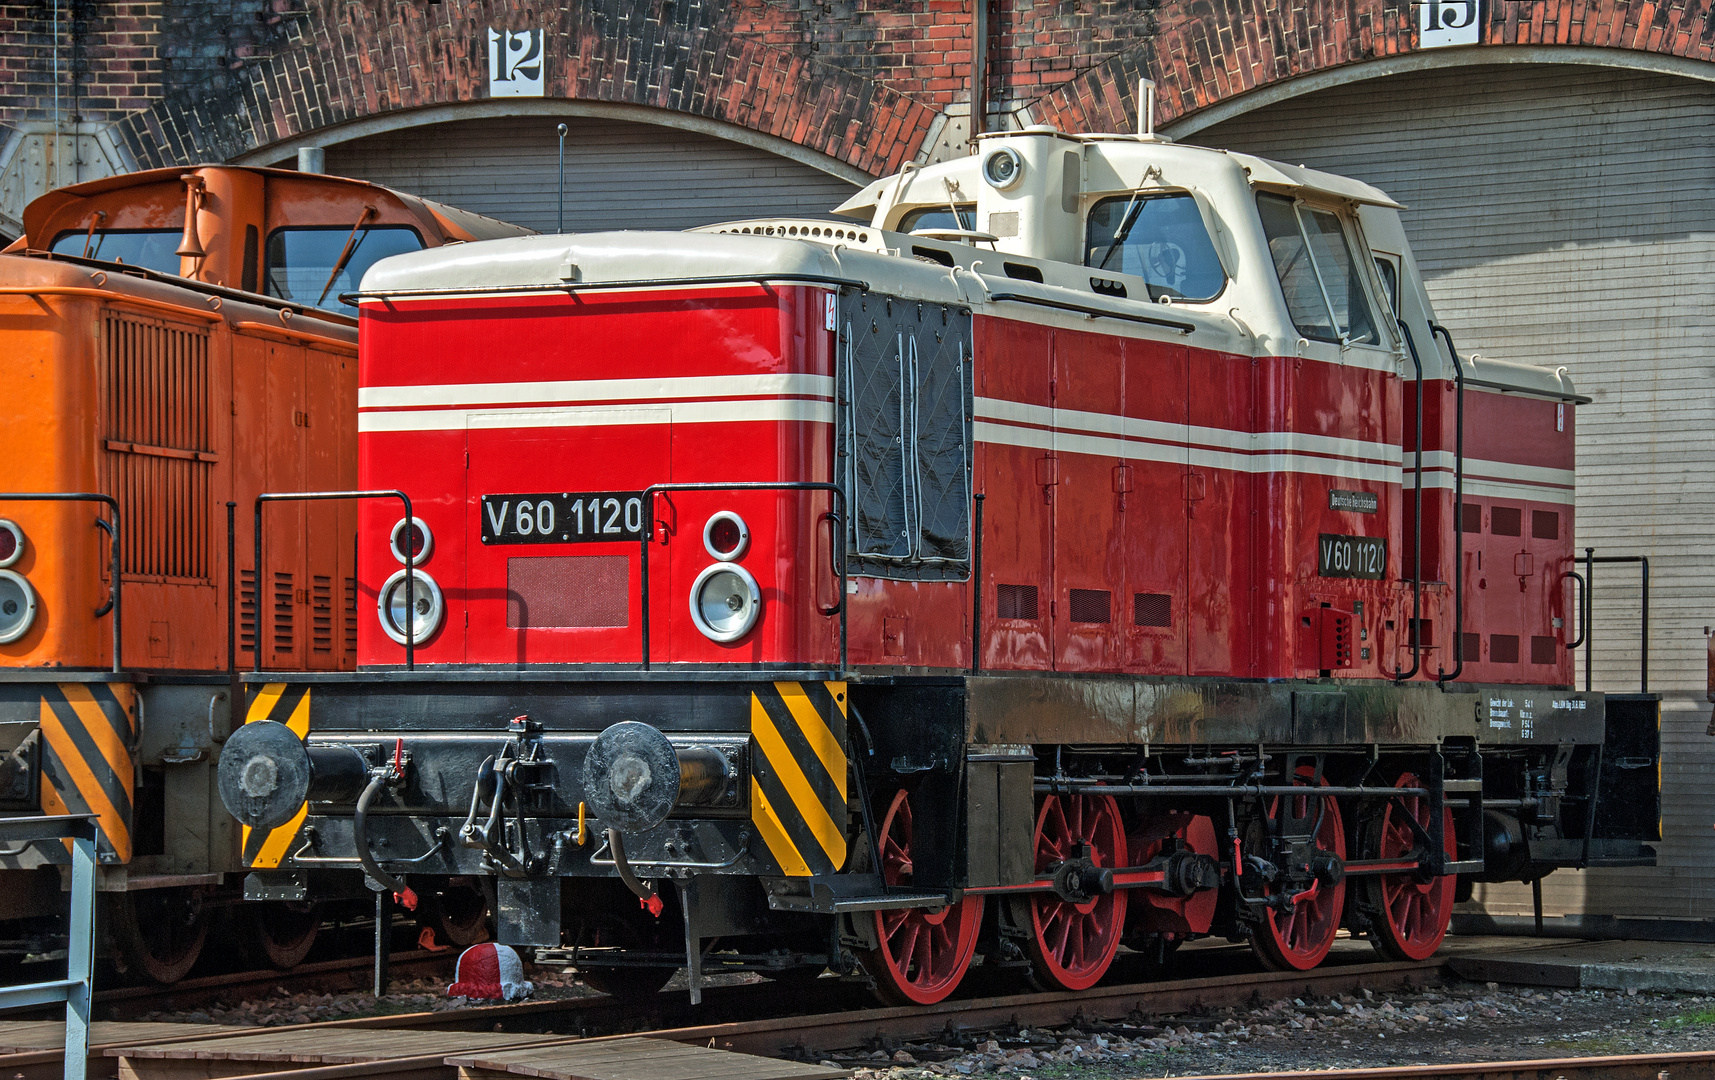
[480,491,646,544]
[1317,533,1387,579]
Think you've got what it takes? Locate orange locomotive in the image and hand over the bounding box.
[0,166,526,981]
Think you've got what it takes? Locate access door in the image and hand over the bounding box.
[1121,338,1190,674]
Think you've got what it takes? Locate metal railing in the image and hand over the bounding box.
[1577,548,1650,694]
[0,494,120,673]
[638,482,847,671]
[246,490,416,671]
[0,815,97,1080]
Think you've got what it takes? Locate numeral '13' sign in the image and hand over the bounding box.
[1417,0,1480,47]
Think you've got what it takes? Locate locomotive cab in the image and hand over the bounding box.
[218,125,1656,1003]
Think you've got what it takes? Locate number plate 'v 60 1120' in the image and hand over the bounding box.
[1318,533,1387,580]
[480,491,646,544]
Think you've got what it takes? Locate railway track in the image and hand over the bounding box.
[15,940,1698,1080]
[5,947,1447,1079]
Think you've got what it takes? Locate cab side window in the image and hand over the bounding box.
[1257,193,1381,346]
[264,225,424,316]
[1085,193,1226,301]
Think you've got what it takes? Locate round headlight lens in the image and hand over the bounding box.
[702,511,749,562]
[983,146,1024,190]
[377,568,444,646]
[390,517,432,565]
[688,564,761,643]
[0,520,22,568]
[0,570,37,645]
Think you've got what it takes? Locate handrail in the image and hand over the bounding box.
[0,494,121,673]
[1562,569,1587,651]
[1390,321,1424,682]
[638,482,846,672]
[985,291,1197,333]
[0,286,223,322]
[1583,551,1650,694]
[1432,323,1466,686]
[339,273,870,306]
[252,491,415,672]
[0,814,98,1080]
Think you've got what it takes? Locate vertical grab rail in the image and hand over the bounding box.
[1390,323,1424,681]
[1584,553,1650,694]
[0,494,120,673]
[0,814,98,1080]
[250,491,415,672]
[1430,323,1467,686]
[638,482,847,672]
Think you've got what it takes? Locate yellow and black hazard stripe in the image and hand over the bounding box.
[240,683,311,869]
[749,680,849,877]
[37,682,135,863]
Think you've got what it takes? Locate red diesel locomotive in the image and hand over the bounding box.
[217,124,1659,1004]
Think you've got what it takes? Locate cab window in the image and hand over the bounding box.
[1257,193,1380,346]
[1085,193,1225,301]
[49,229,181,275]
[264,225,424,316]
[898,205,976,234]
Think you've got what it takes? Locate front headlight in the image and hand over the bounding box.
[377,569,444,645]
[0,520,23,568]
[0,570,37,644]
[688,564,761,643]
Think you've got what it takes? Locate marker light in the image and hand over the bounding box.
[702,511,749,562]
[983,147,1024,190]
[378,569,444,645]
[0,570,37,644]
[0,520,22,568]
[689,563,761,643]
[390,517,432,565]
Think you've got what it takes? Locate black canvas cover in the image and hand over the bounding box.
[838,292,973,581]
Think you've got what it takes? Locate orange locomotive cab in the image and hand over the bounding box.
[0,166,528,982]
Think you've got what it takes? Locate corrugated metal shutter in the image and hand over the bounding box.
[324,115,861,234]
[1191,64,1715,925]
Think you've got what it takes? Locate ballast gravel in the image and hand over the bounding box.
[828,982,1715,1078]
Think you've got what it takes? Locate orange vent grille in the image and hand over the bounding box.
[101,313,215,582]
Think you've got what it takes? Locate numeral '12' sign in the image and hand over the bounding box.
[488,28,545,97]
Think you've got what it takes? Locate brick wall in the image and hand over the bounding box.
[2,0,1712,184]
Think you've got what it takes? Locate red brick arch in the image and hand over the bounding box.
[99,0,1715,179]
[111,0,940,178]
[1027,0,1715,135]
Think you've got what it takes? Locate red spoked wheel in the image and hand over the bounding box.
[861,789,984,1005]
[1250,767,1346,972]
[1362,772,1457,961]
[1020,793,1128,991]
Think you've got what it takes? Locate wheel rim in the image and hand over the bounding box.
[1368,772,1456,961]
[1251,767,1346,972]
[254,901,320,969]
[864,790,983,1005]
[1024,793,1127,991]
[124,890,209,984]
[433,879,491,948]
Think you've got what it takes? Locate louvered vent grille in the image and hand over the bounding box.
[312,576,333,654]
[101,313,214,581]
[344,576,358,654]
[273,572,294,653]
[239,570,258,653]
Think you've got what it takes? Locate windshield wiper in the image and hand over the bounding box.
[316,205,377,308]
